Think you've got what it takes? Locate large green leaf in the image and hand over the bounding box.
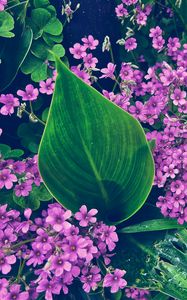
[38,58,154,225]
[0,26,33,91]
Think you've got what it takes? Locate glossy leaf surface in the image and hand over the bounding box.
[39,58,154,224]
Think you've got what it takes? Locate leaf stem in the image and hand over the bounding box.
[11,238,35,249]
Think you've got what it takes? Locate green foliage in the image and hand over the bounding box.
[113,230,187,299]
[21,0,65,82]
[168,0,187,30]
[17,122,44,153]
[0,25,33,91]
[38,58,154,225]
[119,218,187,233]
[13,183,53,210]
[0,144,24,159]
[0,11,15,38]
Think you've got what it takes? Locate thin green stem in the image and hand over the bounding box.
[23,109,46,126]
[11,238,35,249]
[5,1,27,11]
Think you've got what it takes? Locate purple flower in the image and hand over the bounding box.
[17,84,39,101]
[35,228,53,252]
[0,252,16,274]
[49,254,71,276]
[83,54,98,69]
[69,43,87,59]
[71,66,91,85]
[81,266,101,293]
[75,205,98,227]
[27,245,45,267]
[0,169,17,190]
[81,35,99,50]
[12,161,25,174]
[0,227,17,246]
[125,287,150,299]
[103,269,127,293]
[170,180,184,195]
[152,36,165,51]
[100,225,118,251]
[115,4,128,18]
[14,181,32,197]
[129,101,147,121]
[171,88,186,106]
[136,12,147,26]
[0,94,19,115]
[46,207,72,232]
[149,26,162,38]
[39,78,55,95]
[62,235,88,261]
[0,278,8,298]
[100,63,116,79]
[6,284,29,300]
[36,279,61,300]
[124,38,137,51]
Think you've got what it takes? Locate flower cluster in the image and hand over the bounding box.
[147,117,187,224]
[70,35,99,85]
[0,155,42,197]
[125,287,150,299]
[115,0,152,28]
[0,203,126,299]
[0,71,56,119]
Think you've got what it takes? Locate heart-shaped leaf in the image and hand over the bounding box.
[13,183,53,210]
[38,58,154,224]
[0,11,14,38]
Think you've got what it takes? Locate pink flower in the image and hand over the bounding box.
[100,225,118,251]
[71,66,91,85]
[152,36,165,51]
[149,26,162,38]
[49,254,72,276]
[0,94,19,115]
[69,43,87,59]
[167,37,181,52]
[81,266,101,293]
[128,101,147,121]
[124,38,137,51]
[6,284,29,300]
[0,0,7,11]
[103,269,127,293]
[160,68,175,86]
[14,181,32,197]
[46,207,72,232]
[0,169,17,190]
[0,252,16,274]
[75,205,98,227]
[37,279,61,300]
[17,84,39,101]
[136,12,147,26]
[170,88,186,106]
[0,278,8,297]
[39,78,55,95]
[83,54,98,69]
[115,4,128,17]
[81,35,99,50]
[100,63,116,79]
